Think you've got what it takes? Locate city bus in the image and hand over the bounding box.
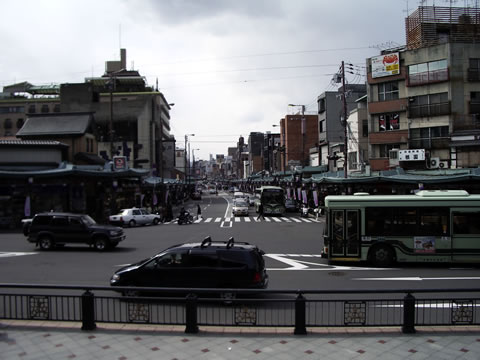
[322,190,480,266]
[255,186,286,215]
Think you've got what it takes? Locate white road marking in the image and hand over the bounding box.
[244,217,251,222]
[271,217,281,222]
[204,218,212,223]
[299,218,312,223]
[291,218,302,223]
[265,254,389,271]
[0,252,37,258]
[354,277,480,281]
[280,217,291,222]
[234,217,241,222]
[215,217,222,222]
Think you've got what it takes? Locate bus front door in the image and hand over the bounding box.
[331,210,360,258]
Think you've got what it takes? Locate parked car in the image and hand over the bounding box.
[110,236,269,296]
[285,198,299,212]
[109,208,161,227]
[23,212,125,251]
[232,199,249,216]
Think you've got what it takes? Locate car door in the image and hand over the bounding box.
[140,209,152,225]
[131,209,143,225]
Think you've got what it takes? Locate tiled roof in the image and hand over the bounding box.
[0,139,68,146]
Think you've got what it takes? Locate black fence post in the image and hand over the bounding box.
[402,292,416,334]
[81,290,96,331]
[294,293,307,335]
[185,293,199,334]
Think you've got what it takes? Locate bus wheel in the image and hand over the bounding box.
[370,245,394,267]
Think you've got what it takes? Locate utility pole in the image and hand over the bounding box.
[341,61,348,179]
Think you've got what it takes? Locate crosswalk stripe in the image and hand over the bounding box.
[161,216,323,224]
[291,217,302,223]
[205,218,212,223]
[244,217,251,222]
[271,217,281,222]
[299,218,312,223]
[215,217,222,222]
[280,217,291,222]
[234,217,241,222]
[265,217,271,222]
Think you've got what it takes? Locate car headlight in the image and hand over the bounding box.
[111,274,120,282]
[110,230,119,236]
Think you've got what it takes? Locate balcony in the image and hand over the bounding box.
[369,130,408,145]
[409,138,450,150]
[453,114,480,132]
[407,102,451,118]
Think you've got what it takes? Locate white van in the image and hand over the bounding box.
[233,191,246,200]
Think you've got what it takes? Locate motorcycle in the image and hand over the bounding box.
[177,211,194,225]
[300,204,309,218]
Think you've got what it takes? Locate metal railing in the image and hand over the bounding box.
[1,284,479,335]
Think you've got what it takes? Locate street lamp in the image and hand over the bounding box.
[184,134,195,184]
[192,148,200,182]
[288,104,306,167]
[160,103,175,187]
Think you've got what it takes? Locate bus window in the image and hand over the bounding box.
[453,213,480,234]
[419,208,449,236]
[394,208,417,236]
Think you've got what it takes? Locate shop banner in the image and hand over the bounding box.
[313,190,319,207]
[24,196,31,217]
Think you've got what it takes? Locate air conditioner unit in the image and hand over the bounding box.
[438,161,449,169]
[428,157,440,169]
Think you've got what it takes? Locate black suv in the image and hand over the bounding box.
[110,236,268,294]
[24,212,125,251]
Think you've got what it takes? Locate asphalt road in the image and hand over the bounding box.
[1,192,480,293]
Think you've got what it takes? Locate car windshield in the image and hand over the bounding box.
[235,200,247,207]
[81,215,97,225]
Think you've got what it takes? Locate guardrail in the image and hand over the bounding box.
[1,284,479,334]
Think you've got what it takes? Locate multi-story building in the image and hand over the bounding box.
[317,85,366,169]
[279,114,318,171]
[263,132,281,174]
[0,83,61,138]
[367,5,480,171]
[346,95,369,172]
[248,132,264,175]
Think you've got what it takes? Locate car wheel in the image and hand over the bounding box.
[128,220,136,227]
[153,218,159,225]
[94,238,109,251]
[38,236,54,250]
[370,245,395,267]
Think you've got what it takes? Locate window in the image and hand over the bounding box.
[408,92,449,118]
[41,104,49,113]
[410,126,449,148]
[408,59,448,85]
[378,82,399,101]
[318,98,326,113]
[348,152,357,170]
[51,217,68,227]
[53,104,60,112]
[28,105,36,113]
[453,212,480,234]
[4,118,12,129]
[362,120,368,137]
[366,207,449,236]
[319,119,325,133]
[378,113,400,131]
[469,59,480,69]
[16,118,24,129]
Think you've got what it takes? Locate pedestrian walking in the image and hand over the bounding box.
[197,204,202,220]
[256,203,265,221]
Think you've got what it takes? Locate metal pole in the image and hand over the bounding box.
[342,61,348,179]
[184,135,188,183]
[109,75,114,159]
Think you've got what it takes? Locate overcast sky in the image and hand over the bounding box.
[0,0,461,160]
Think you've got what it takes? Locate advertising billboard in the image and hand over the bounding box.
[371,52,400,78]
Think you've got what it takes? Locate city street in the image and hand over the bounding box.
[1,192,480,292]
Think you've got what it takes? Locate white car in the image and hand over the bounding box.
[109,208,161,227]
[232,199,249,216]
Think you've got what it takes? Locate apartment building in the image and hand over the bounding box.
[367,5,480,171]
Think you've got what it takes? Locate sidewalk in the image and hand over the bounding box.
[2,320,480,359]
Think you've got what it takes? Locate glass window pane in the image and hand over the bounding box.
[409,64,418,75]
[417,63,428,73]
